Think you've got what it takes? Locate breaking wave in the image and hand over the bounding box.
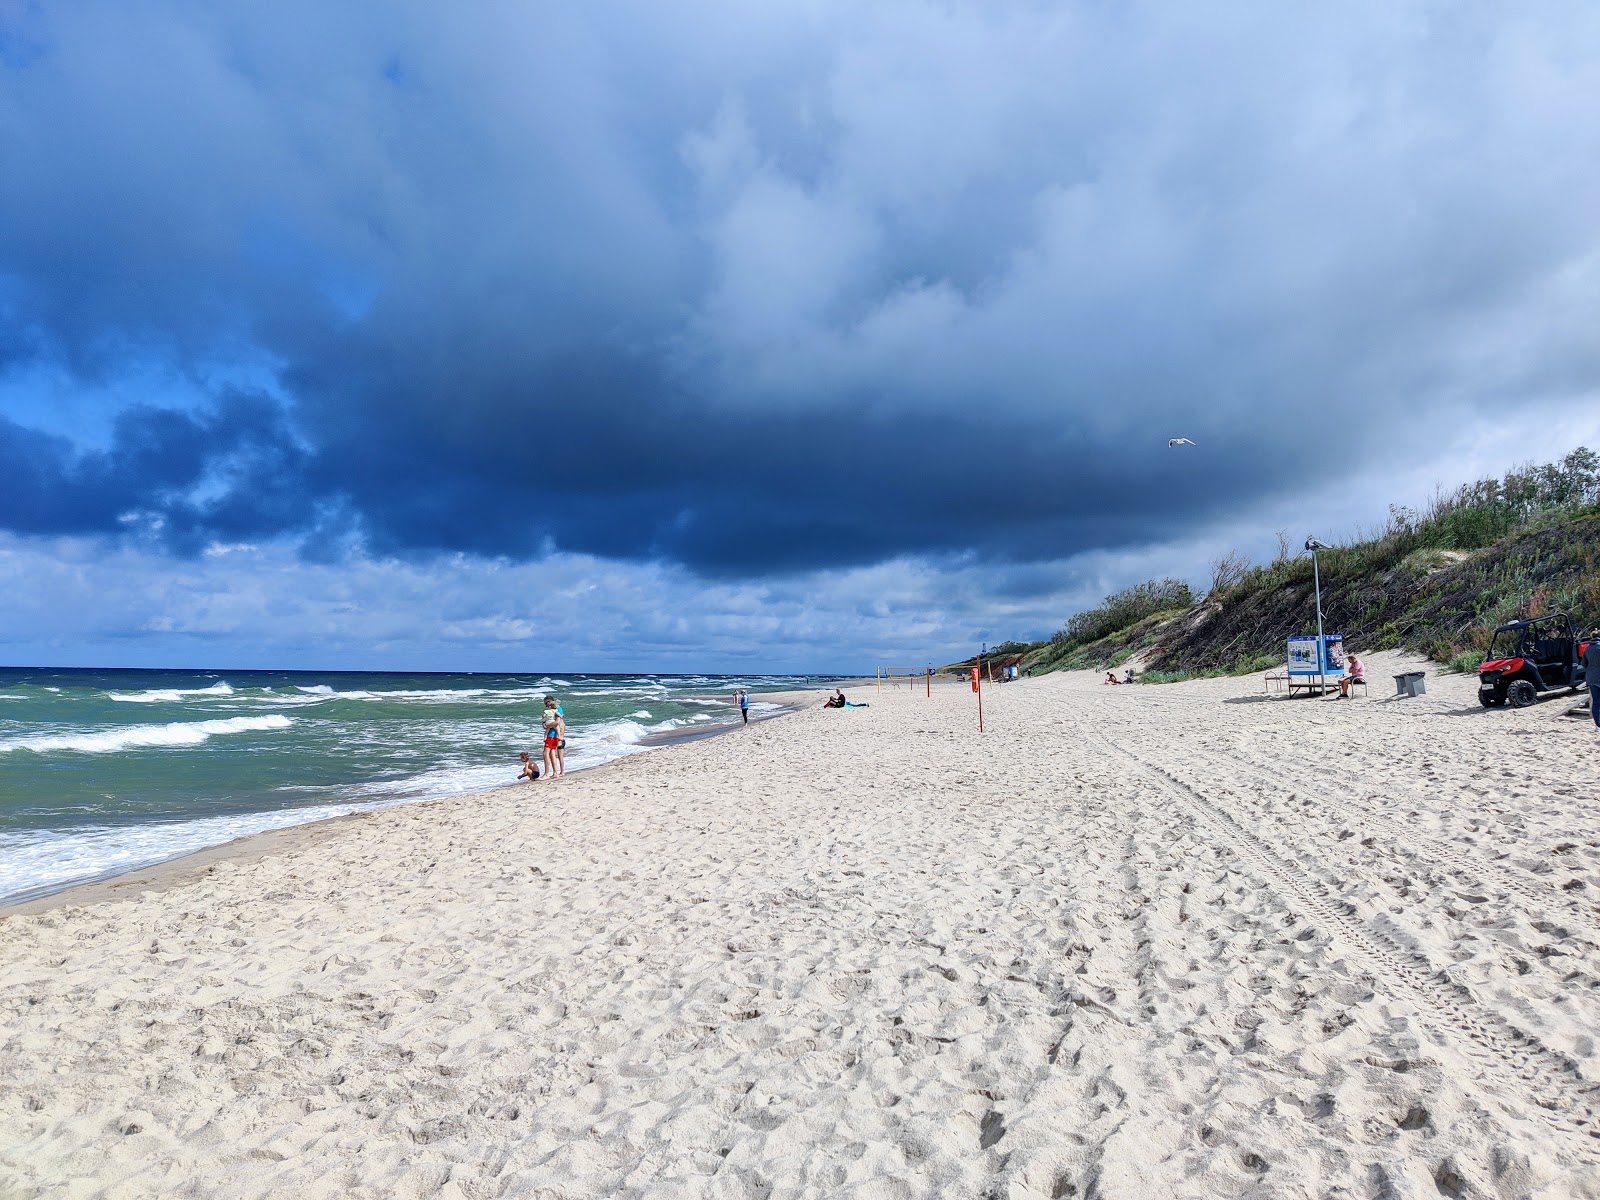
[1,715,294,755]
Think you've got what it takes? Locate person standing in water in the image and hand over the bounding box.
[739,689,750,724]
[542,696,565,778]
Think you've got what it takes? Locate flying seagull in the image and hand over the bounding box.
[1168,437,1197,447]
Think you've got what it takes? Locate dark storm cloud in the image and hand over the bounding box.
[0,392,319,549]
[3,1,1599,573]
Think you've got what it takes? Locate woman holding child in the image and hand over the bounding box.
[542,696,565,777]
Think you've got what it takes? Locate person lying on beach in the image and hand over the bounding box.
[517,751,541,781]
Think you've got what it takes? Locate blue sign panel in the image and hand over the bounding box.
[1288,634,1346,677]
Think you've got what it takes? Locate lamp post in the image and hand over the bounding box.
[1305,536,1329,692]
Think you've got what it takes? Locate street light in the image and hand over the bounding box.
[1305,536,1329,692]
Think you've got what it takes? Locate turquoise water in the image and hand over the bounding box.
[0,668,815,903]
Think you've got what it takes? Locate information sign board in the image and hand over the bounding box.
[1288,634,1346,677]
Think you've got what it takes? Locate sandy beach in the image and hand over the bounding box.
[3,660,1598,1198]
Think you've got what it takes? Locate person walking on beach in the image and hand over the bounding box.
[1584,631,1600,729]
[542,697,566,778]
[738,689,750,724]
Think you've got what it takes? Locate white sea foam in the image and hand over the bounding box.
[629,710,653,718]
[0,803,375,905]
[107,681,236,703]
[0,715,293,755]
[293,685,544,704]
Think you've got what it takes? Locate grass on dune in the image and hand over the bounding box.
[993,447,1600,681]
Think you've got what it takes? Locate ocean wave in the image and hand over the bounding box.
[293,685,548,703]
[0,802,370,905]
[0,714,294,755]
[107,682,236,703]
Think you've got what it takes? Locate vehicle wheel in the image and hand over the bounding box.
[1507,680,1538,708]
[1478,689,1504,708]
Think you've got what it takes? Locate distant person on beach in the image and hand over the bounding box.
[1583,632,1600,728]
[738,689,750,724]
[1104,672,1119,685]
[1123,667,1135,684]
[517,751,541,781]
[1339,653,1366,699]
[542,697,565,777]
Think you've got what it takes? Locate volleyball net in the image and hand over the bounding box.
[875,665,952,693]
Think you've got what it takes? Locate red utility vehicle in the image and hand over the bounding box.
[1477,613,1590,708]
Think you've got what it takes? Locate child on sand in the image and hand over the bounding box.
[518,751,541,781]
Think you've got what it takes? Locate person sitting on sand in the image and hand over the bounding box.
[542,697,565,777]
[823,689,847,708]
[1339,653,1366,699]
[518,751,541,781]
[1104,672,1119,685]
[1123,667,1135,684]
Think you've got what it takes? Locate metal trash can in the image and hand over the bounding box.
[1393,671,1427,697]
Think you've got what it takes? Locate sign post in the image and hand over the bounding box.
[971,664,983,732]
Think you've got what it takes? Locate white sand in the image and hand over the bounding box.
[3,659,1599,1198]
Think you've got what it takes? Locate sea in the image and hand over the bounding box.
[0,668,819,905]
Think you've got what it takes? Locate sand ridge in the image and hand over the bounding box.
[2,659,1598,1198]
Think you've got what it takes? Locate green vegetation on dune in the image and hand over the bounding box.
[1005,448,1600,680]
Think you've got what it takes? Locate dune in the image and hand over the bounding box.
[2,661,1598,1198]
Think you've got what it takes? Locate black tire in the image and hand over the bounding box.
[1478,689,1504,708]
[1507,679,1538,708]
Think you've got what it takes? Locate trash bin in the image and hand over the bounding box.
[1393,671,1426,697]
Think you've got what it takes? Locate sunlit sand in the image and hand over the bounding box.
[3,662,1597,1197]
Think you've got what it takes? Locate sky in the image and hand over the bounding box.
[3,1,1600,672]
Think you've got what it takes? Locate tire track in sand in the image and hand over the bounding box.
[1173,736,1600,940]
[1091,725,1600,1146]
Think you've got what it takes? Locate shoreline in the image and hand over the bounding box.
[0,690,819,918]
